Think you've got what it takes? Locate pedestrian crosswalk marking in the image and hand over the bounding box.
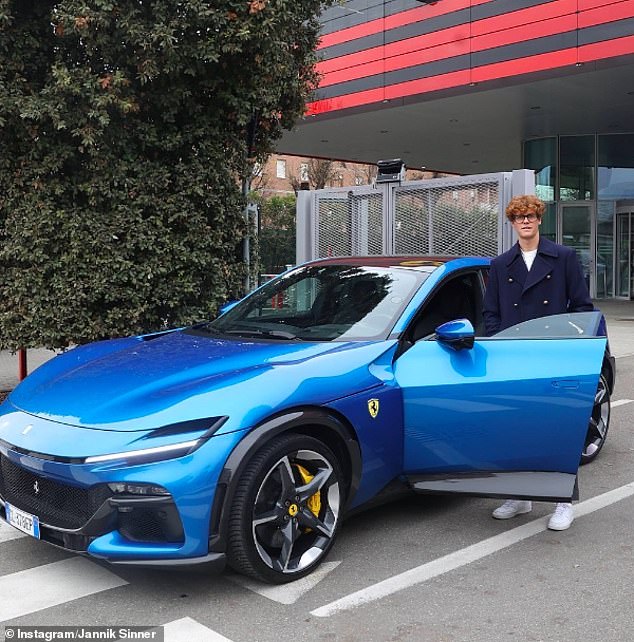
[163,617,234,642]
[230,560,341,604]
[0,557,127,622]
[0,520,26,544]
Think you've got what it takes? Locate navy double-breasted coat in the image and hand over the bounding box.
[483,237,593,336]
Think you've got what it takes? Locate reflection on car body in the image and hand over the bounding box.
[0,256,615,583]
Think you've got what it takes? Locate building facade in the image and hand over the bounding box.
[253,154,438,197]
[280,0,634,298]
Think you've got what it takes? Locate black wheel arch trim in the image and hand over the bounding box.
[603,349,616,394]
[208,407,362,554]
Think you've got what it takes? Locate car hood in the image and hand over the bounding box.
[7,330,395,432]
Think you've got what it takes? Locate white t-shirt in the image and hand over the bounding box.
[521,248,537,271]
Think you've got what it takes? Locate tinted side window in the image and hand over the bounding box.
[492,311,603,338]
[408,272,484,341]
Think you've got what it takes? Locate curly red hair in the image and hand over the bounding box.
[505,195,545,220]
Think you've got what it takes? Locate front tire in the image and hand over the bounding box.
[581,373,611,465]
[227,433,344,583]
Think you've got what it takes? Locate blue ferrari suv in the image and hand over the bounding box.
[0,256,614,583]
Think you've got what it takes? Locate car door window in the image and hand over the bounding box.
[492,311,604,338]
[408,271,484,341]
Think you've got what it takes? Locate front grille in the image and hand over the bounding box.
[0,454,112,529]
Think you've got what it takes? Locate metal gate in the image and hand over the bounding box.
[296,169,535,263]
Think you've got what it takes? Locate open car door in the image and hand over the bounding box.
[394,312,607,502]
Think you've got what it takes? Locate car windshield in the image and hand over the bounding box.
[200,263,430,341]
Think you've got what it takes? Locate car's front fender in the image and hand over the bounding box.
[208,407,361,554]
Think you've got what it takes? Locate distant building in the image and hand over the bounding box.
[252,154,445,197]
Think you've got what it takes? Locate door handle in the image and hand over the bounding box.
[551,379,580,390]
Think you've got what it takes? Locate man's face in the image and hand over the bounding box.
[510,213,541,242]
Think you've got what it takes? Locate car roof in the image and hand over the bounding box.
[305,255,488,269]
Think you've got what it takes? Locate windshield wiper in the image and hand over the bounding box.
[191,323,227,336]
[224,329,300,340]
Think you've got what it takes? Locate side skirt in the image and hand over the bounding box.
[407,471,579,503]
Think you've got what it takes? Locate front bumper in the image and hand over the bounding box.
[0,449,186,552]
[0,417,247,566]
[0,490,226,572]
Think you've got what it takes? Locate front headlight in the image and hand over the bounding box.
[85,439,201,464]
[84,416,228,465]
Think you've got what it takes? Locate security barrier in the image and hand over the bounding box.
[296,169,535,263]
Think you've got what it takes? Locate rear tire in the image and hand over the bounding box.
[580,373,610,465]
[227,433,344,583]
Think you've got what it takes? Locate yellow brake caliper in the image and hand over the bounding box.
[294,464,321,529]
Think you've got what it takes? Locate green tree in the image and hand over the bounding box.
[0,0,329,349]
[253,193,296,274]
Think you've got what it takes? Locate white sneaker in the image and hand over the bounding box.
[548,502,574,531]
[492,499,532,520]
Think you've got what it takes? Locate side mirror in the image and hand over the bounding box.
[436,318,475,350]
[218,300,239,316]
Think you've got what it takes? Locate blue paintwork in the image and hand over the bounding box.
[0,256,606,564]
[396,336,605,474]
[8,335,394,435]
[436,318,475,341]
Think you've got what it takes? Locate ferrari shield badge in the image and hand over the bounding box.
[368,398,380,419]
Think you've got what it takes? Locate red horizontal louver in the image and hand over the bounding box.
[471,0,577,36]
[318,14,579,88]
[307,33,634,116]
[318,0,493,50]
[317,0,634,89]
[578,0,626,10]
[578,0,634,27]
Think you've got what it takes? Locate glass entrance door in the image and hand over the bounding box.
[559,203,594,296]
[616,212,633,299]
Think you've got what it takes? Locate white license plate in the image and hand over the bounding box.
[6,502,40,539]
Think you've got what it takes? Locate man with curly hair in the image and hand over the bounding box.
[483,194,593,531]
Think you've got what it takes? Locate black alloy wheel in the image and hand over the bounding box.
[227,433,344,583]
[581,373,611,465]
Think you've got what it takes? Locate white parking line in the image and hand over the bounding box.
[0,557,128,622]
[0,521,26,544]
[311,482,634,617]
[163,617,234,642]
[230,560,341,604]
[612,399,633,407]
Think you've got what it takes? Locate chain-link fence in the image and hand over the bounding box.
[296,170,535,263]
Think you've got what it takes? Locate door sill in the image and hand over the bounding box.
[407,471,578,502]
